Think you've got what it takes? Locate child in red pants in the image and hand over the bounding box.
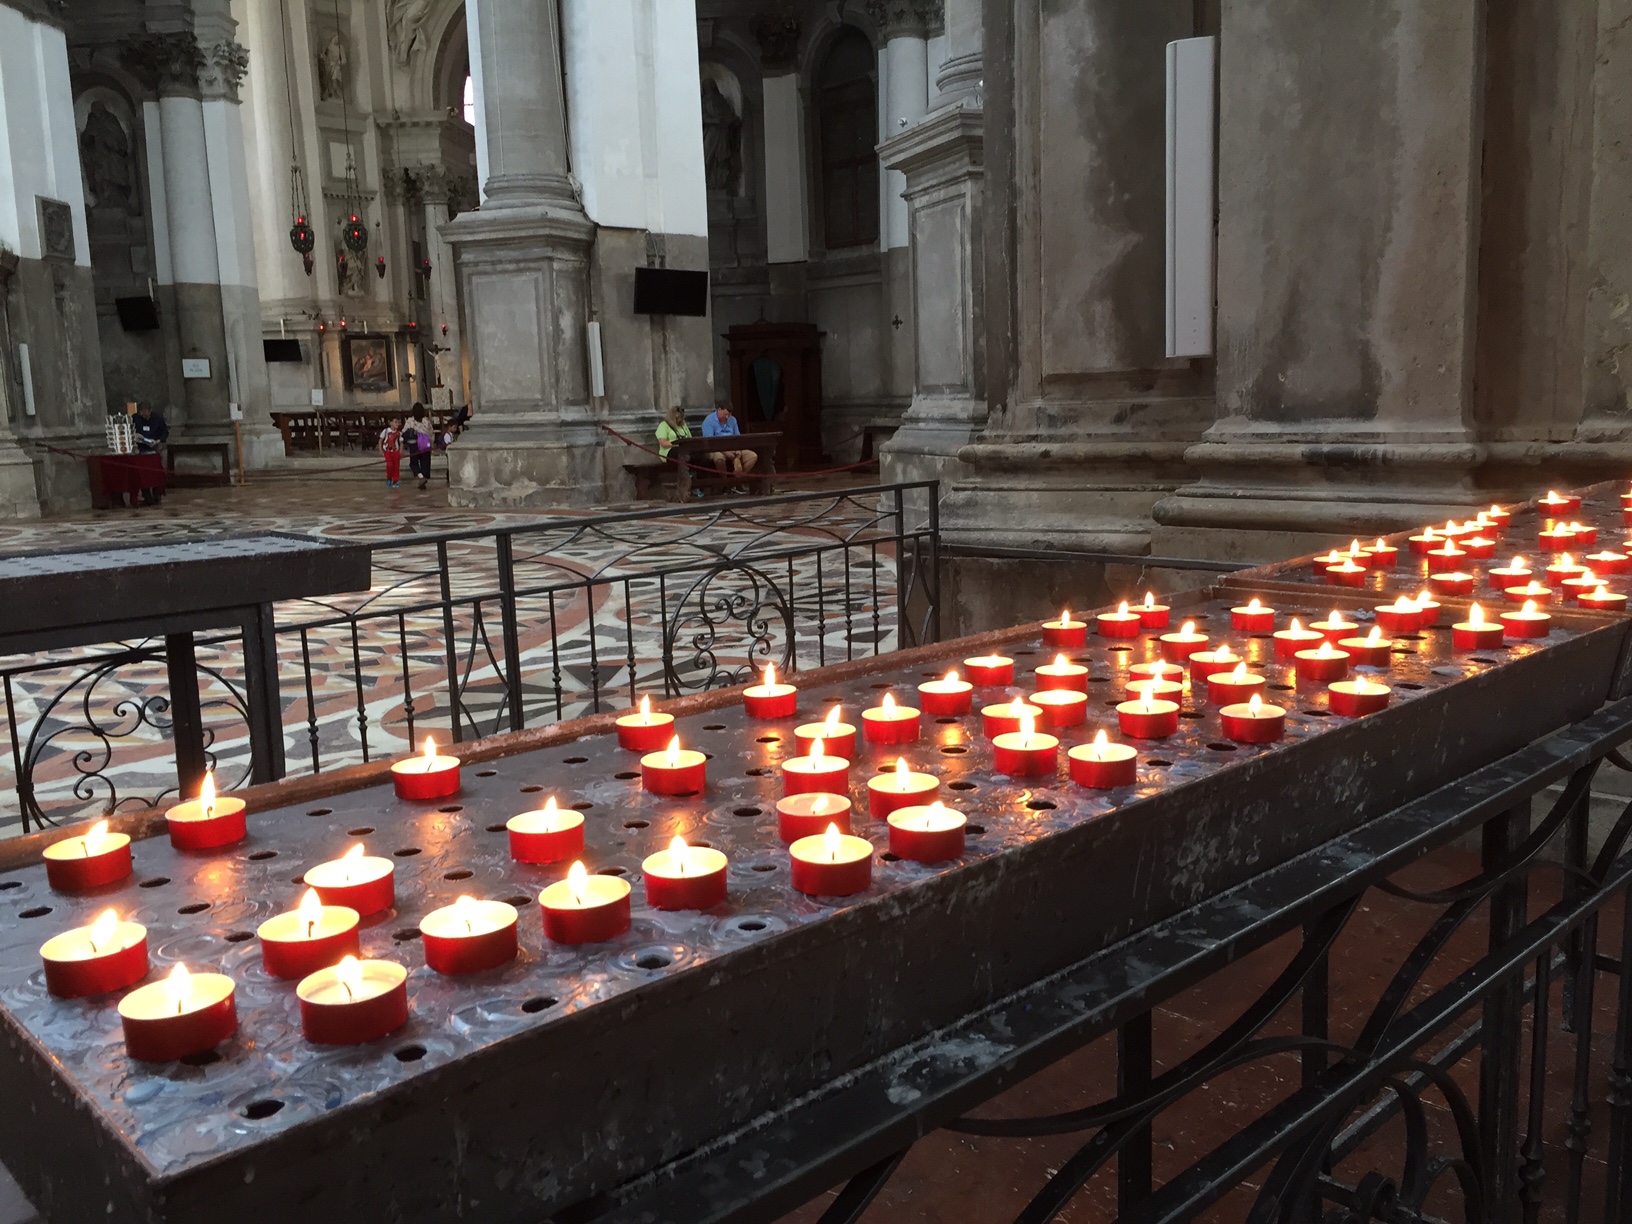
[379,417,404,487]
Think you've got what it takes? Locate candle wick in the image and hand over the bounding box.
[306,919,316,940]
[342,979,353,1001]
[464,917,473,935]
[176,997,184,1016]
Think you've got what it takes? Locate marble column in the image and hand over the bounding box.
[753,14,809,319]
[936,0,984,107]
[441,0,599,507]
[412,168,464,405]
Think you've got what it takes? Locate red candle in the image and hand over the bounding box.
[43,820,132,892]
[118,964,237,1062]
[1328,679,1392,717]
[1367,538,1400,568]
[40,911,148,999]
[992,711,1059,777]
[1136,592,1171,630]
[1538,524,1579,552]
[1311,548,1347,575]
[1451,604,1505,650]
[1482,505,1512,532]
[795,707,858,760]
[776,792,853,842]
[1504,580,1554,605]
[1567,522,1598,546]
[1231,599,1277,632]
[1096,603,1143,640]
[964,654,1017,685]
[862,693,921,744]
[297,956,408,1045]
[1545,554,1587,583]
[1407,527,1442,555]
[1539,491,1581,516]
[1425,543,1469,567]
[1117,694,1179,739]
[1488,558,1532,590]
[1338,627,1393,668]
[305,844,395,917]
[982,699,1042,739]
[1324,560,1368,587]
[1310,612,1359,645]
[1188,645,1245,684]
[1294,643,1351,683]
[257,889,361,980]
[918,670,974,715]
[615,697,674,752]
[1126,676,1184,704]
[743,664,798,719]
[1562,572,1605,603]
[1220,694,1286,744]
[1034,653,1089,692]
[507,797,586,865]
[867,758,939,817]
[1586,550,1630,576]
[1461,536,1497,560]
[165,771,247,851]
[789,825,873,897]
[1206,662,1267,706]
[1068,731,1138,789]
[782,737,851,796]
[1374,597,1423,635]
[1158,621,1210,663]
[540,864,632,944]
[1411,592,1444,626]
[887,801,966,862]
[1274,619,1327,660]
[390,737,461,801]
[420,897,519,975]
[641,736,707,795]
[1030,689,1088,728]
[1580,585,1629,613]
[1428,570,1475,598]
[1500,600,1552,640]
[642,837,728,910]
[1042,610,1088,649]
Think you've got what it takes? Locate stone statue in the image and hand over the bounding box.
[389,0,433,67]
[338,246,366,297]
[79,104,133,211]
[319,32,347,101]
[700,80,742,195]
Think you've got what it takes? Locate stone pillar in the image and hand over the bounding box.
[441,0,599,507]
[753,14,808,319]
[412,169,464,404]
[1579,0,1632,443]
[936,0,984,107]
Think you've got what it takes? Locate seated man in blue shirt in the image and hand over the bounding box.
[699,403,758,493]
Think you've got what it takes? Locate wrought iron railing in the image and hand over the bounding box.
[1,482,940,834]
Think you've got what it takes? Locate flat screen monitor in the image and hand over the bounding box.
[633,267,709,317]
[263,338,304,363]
[115,297,160,331]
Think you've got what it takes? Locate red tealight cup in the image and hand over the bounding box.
[421,899,519,975]
[1562,574,1604,603]
[297,960,409,1045]
[1586,551,1630,576]
[1324,561,1368,587]
[1580,588,1630,614]
[640,744,707,795]
[981,700,1042,739]
[1461,536,1497,560]
[1311,550,1347,575]
[1095,608,1143,640]
[305,850,396,917]
[1374,602,1423,635]
[1207,668,1267,706]
[1504,582,1553,605]
[507,803,586,865]
[1338,634,1393,668]
[992,728,1060,777]
[257,896,361,980]
[642,843,729,911]
[776,793,853,843]
[1030,689,1089,728]
[795,717,858,761]
[867,766,939,817]
[540,870,632,944]
[1425,544,1469,566]
[1546,558,1588,584]
[119,970,237,1062]
[963,654,1016,685]
[1041,616,1088,649]
[1484,507,1513,531]
[1136,599,1171,630]
[743,675,798,719]
[1538,526,1578,552]
[1034,657,1089,692]
[782,751,851,797]
[165,793,247,852]
[1488,564,1532,590]
[1231,602,1277,633]
[1407,531,1442,556]
[1570,524,1599,547]
[40,918,149,999]
[43,825,133,892]
[1539,493,1582,516]
[1158,626,1210,664]
[1429,571,1476,598]
[1328,680,1392,718]
[1117,698,1179,740]
[1188,648,1245,684]
[1126,678,1184,705]
[1367,541,1400,568]
[1451,615,1504,651]
[615,707,674,752]
[862,700,921,745]
[1068,739,1138,789]
[1413,595,1444,626]
[789,830,873,897]
[1310,616,1359,645]
[1294,647,1351,683]
[1219,700,1286,743]
[917,675,974,716]
[390,747,461,801]
[887,804,967,862]
[1500,605,1552,639]
[1274,626,1327,660]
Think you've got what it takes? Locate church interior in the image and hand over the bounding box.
[3,1,1632,1222]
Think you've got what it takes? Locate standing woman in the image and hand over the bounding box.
[405,403,434,490]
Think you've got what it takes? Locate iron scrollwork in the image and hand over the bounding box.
[664,560,795,693]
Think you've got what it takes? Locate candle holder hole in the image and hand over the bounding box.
[520,784,545,794]
[437,805,464,814]
[177,902,211,915]
[733,807,763,818]
[1269,684,1295,692]
[881,852,901,862]
[521,996,557,1014]
[562,757,588,765]
[1108,645,1132,652]
[138,877,170,889]
[485,823,507,833]
[504,895,533,908]
[940,746,968,755]
[393,847,422,857]
[738,920,767,932]
[347,827,375,837]
[598,866,628,877]
[751,864,776,873]
[703,724,726,731]
[690,840,714,850]
[673,790,700,799]
[1397,682,1425,690]
[306,808,332,817]
[179,1050,221,1067]
[290,874,308,886]
[1392,648,1417,655]
[755,736,780,744]
[1146,759,1172,768]
[701,753,715,762]
[1105,700,1123,709]
[224,930,254,943]
[240,1099,283,1121]
[1013,650,1037,657]
[1399,633,1425,641]
[18,907,50,919]
[443,869,473,881]
[570,801,595,811]
[246,850,278,861]
[870,682,893,689]
[393,928,422,942]
[1026,800,1056,812]
[1301,709,1331,718]
[634,952,671,970]
[476,769,498,778]
[967,824,986,835]
[1207,743,1239,753]
[744,767,771,777]
[0,881,19,891]
[948,781,978,791]
[393,1044,427,1063]
[623,820,650,830]
[1470,656,1498,665]
[935,717,960,724]
[615,771,641,780]
[1179,712,1204,720]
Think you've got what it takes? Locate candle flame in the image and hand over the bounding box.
[1141,689,1153,713]
[1571,522,1587,532]
[341,842,365,885]
[1595,585,1610,599]
[1560,553,1574,568]
[764,664,776,687]
[895,757,908,779]
[1415,590,1433,604]
[944,669,959,684]
[1470,603,1485,626]
[568,861,587,905]
[336,955,362,1000]
[1181,620,1196,636]
[825,822,842,863]
[1010,698,1024,717]
[1144,591,1156,609]
[1019,710,1035,745]
[1317,642,1337,658]
[1548,490,1560,500]
[1048,653,1066,671]
[811,735,826,759]
[423,737,436,762]
[669,835,688,875]
[84,819,109,857]
[1117,601,1130,616]
[1249,694,1263,716]
[1349,540,1362,557]
[1391,596,1415,612]
[165,963,191,1015]
[1248,598,1262,612]
[1061,607,1071,624]
[542,795,559,824]
[1492,504,1504,514]
[639,695,651,723]
[882,692,896,714]
[1445,520,1456,533]
[1423,527,1437,540]
[299,888,324,938]
[1582,569,1598,583]
[1511,556,1527,570]
[1217,644,1235,662]
[1366,625,1382,645]
[1152,660,1166,681]
[1523,600,1539,615]
[666,735,681,767]
[89,909,118,954]
[199,770,216,818]
[1093,729,1108,760]
[1374,538,1387,550]
[454,894,477,933]
[1231,662,1247,680]
[1290,618,1303,632]
[825,706,842,732]
[813,794,828,814]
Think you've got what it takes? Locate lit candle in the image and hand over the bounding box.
[1538,523,1579,552]
[1338,624,1393,668]
[981,698,1043,739]
[1451,603,1505,651]
[39,909,149,999]
[1499,599,1552,640]
[1125,658,1183,703]
[420,896,519,975]
[1231,598,1277,633]
[256,888,360,980]
[1461,535,1497,560]
[1425,541,1469,565]
[1158,620,1210,664]
[1586,550,1630,576]
[118,963,237,1062]
[1368,537,1400,568]
[1068,730,1138,789]
[540,862,631,944]
[1042,608,1088,649]
[642,835,728,911]
[1483,504,1513,532]
[615,695,674,752]
[1029,688,1089,728]
[1095,602,1143,640]
[1503,579,1554,605]
[1187,643,1242,684]
[296,955,409,1045]
[795,705,858,759]
[782,734,851,796]
[1034,652,1089,693]
[1546,553,1588,583]
[42,819,132,892]
[1136,591,1171,630]
[918,669,974,716]
[1568,521,1598,546]
[1219,693,1286,744]
[963,653,1017,685]
[305,843,395,917]
[1408,525,1442,555]
[1310,610,1359,645]
[1116,690,1179,739]
[1311,547,1347,574]
[1539,489,1581,516]
[1579,585,1629,613]
[862,691,922,745]
[1206,661,1267,706]
[1324,559,1368,588]
[1374,596,1423,635]
[165,770,247,851]
[507,796,586,865]
[1441,518,1476,540]
[1274,617,1327,660]
[1489,556,1532,589]
[776,791,853,843]
[390,736,461,801]
[1562,570,1605,603]
[640,735,707,795]
[991,710,1059,777]
[789,823,873,897]
[1294,641,1351,684]
[866,757,939,817]
[1411,589,1444,627]
[887,801,967,863]
[1428,569,1476,598]
[743,664,798,719]
[1327,679,1393,718]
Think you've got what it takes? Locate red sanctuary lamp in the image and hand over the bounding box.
[1545,553,1588,583]
[1295,641,1351,684]
[1539,489,1581,516]
[918,669,974,715]
[1338,625,1392,668]
[776,791,853,842]
[641,735,707,795]
[1407,526,1441,556]
[1158,621,1210,664]
[789,823,873,897]
[1068,730,1138,789]
[616,696,673,752]
[297,954,409,1045]
[391,736,461,801]
[1328,679,1393,718]
[1188,643,1242,684]
[1585,549,1630,576]
[642,836,728,911]
[1489,556,1532,590]
[1231,598,1276,633]
[1034,653,1089,692]
[507,796,585,864]
[43,819,132,892]
[1207,661,1266,706]
[165,770,247,850]
[40,908,148,998]
[1482,505,1512,532]
[540,862,631,944]
[257,888,360,980]
[1136,591,1171,630]
[1504,580,1553,606]
[887,801,967,863]
[796,705,858,759]
[1452,603,1505,651]
[118,963,237,1062]
[1117,689,1179,739]
[1030,687,1088,728]
[1368,537,1399,567]
[743,664,798,719]
[1042,609,1088,650]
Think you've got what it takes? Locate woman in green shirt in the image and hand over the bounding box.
[656,406,692,458]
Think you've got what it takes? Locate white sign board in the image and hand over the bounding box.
[1165,36,1217,359]
[228,402,243,421]
[310,388,325,407]
[181,358,211,379]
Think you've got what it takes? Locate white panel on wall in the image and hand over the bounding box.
[1165,35,1216,359]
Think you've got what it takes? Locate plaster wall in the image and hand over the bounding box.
[0,11,90,267]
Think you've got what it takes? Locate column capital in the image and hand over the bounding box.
[749,12,802,72]
[867,0,942,39]
[120,32,205,97]
[199,41,249,103]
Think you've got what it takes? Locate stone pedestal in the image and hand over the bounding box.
[0,437,39,519]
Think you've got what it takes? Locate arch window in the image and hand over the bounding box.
[462,74,475,126]
[815,28,878,250]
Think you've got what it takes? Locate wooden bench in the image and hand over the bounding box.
[624,462,672,500]
[667,433,780,502]
[165,442,232,487]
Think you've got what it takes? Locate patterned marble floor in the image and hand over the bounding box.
[0,470,907,834]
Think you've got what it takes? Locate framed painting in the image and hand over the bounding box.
[344,336,394,392]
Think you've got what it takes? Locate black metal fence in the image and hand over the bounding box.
[1,482,940,834]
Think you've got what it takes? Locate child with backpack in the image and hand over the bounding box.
[379,416,404,488]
